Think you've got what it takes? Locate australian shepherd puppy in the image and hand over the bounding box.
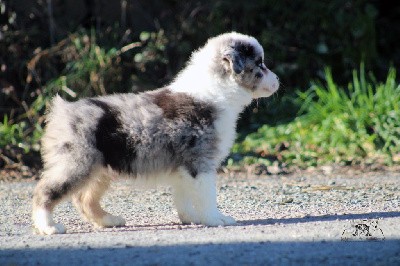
[32,32,279,234]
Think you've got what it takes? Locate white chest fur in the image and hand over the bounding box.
[214,107,241,162]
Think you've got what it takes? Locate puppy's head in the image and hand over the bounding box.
[212,32,279,98]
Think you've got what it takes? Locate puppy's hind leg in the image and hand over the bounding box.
[32,165,86,235]
[72,173,125,228]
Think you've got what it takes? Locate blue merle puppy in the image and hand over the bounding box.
[32,32,280,234]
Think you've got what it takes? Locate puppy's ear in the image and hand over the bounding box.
[223,48,245,74]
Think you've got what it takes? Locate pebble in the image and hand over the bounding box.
[1,172,399,240]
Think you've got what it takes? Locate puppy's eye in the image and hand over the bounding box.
[259,63,267,71]
[255,72,263,79]
[255,59,265,70]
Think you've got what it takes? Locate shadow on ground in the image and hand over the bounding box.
[1,240,399,265]
[239,211,400,226]
[93,211,400,232]
[57,211,400,234]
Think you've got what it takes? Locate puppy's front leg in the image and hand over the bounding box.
[179,169,236,226]
[172,178,200,224]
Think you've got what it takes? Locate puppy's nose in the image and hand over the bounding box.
[273,78,280,91]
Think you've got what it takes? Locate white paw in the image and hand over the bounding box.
[35,223,66,235]
[94,214,126,228]
[178,212,200,225]
[200,212,236,227]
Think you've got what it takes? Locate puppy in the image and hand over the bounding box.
[32,32,279,234]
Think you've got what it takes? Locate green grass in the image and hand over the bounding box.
[0,115,42,153]
[232,65,400,168]
[2,63,399,169]
[1,31,118,156]
[44,30,120,99]
[1,29,165,161]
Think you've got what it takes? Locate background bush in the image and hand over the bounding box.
[1,0,399,170]
[232,65,400,168]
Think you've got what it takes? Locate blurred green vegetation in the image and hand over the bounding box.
[0,0,399,171]
[231,65,400,169]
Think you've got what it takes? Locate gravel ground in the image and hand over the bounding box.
[1,172,400,265]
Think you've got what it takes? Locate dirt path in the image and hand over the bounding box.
[1,172,399,265]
